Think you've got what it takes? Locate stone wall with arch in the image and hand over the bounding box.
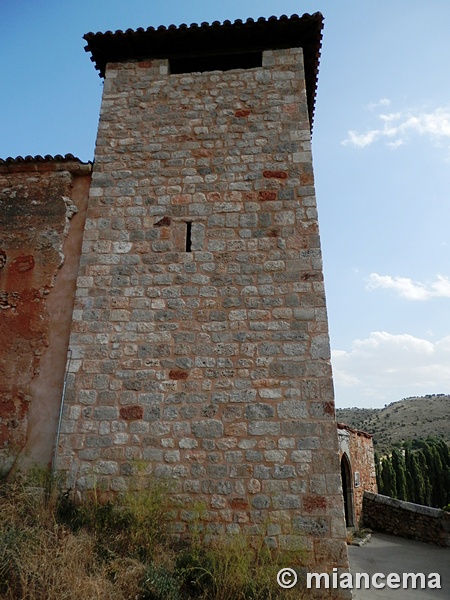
[337,423,377,527]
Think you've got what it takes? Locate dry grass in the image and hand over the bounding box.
[0,473,346,599]
[0,479,146,599]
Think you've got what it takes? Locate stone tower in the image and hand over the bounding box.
[57,13,349,572]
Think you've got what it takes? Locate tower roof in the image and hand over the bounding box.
[83,13,324,128]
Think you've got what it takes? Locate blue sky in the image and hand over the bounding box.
[2,0,450,408]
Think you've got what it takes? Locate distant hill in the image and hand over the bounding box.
[336,394,450,455]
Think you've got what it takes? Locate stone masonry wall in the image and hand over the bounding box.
[0,159,91,475]
[363,492,450,547]
[338,424,377,526]
[348,429,377,525]
[57,48,349,571]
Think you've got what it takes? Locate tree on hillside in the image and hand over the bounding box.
[391,448,407,501]
[415,448,432,506]
[437,439,450,506]
[374,452,382,490]
[380,457,397,499]
[422,442,444,507]
[404,448,422,504]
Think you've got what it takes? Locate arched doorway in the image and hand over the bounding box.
[341,453,355,527]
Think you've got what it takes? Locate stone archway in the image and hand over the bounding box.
[341,453,355,527]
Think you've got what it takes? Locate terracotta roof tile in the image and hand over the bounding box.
[83,13,324,129]
[0,154,92,174]
[337,422,374,439]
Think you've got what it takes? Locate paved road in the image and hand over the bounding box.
[347,533,449,599]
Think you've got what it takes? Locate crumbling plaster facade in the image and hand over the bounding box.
[0,157,91,475]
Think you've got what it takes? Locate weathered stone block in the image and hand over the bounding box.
[192,420,224,439]
[244,403,275,419]
[119,405,144,420]
[248,421,280,436]
[293,516,329,537]
[277,400,307,419]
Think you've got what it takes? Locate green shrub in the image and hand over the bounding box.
[141,563,181,600]
[177,532,303,600]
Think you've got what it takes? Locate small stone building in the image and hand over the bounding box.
[1,12,352,581]
[338,423,377,527]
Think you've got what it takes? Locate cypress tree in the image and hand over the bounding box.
[420,440,446,507]
[432,443,444,507]
[436,438,450,467]
[392,448,407,500]
[381,457,397,498]
[415,449,431,506]
[400,438,450,508]
[374,452,382,490]
[435,439,450,506]
[404,448,416,502]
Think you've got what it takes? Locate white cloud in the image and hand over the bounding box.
[332,331,450,408]
[387,139,405,149]
[368,98,391,111]
[342,106,450,151]
[343,129,381,148]
[366,273,450,301]
[378,111,401,122]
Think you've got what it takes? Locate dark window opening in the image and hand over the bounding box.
[170,52,262,74]
[185,221,192,252]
